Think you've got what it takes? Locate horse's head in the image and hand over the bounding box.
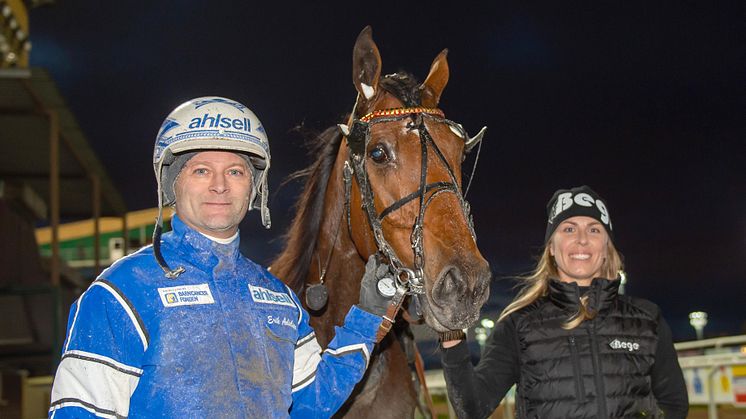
[343,27,491,332]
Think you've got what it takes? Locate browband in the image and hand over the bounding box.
[360,107,444,122]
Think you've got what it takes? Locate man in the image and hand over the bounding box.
[48,97,396,418]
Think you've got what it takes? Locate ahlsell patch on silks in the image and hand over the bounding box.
[249,285,295,308]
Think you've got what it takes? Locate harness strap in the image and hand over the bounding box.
[378,181,455,220]
[414,344,436,418]
[345,108,481,292]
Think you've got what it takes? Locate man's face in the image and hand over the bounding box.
[174,151,253,239]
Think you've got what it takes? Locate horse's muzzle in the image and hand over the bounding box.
[428,262,491,330]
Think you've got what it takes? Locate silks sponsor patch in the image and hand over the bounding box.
[249,285,295,308]
[158,284,215,307]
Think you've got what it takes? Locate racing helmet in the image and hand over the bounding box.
[153,96,271,228]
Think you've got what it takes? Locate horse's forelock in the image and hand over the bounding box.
[380,72,422,107]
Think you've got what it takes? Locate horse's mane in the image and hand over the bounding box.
[273,72,421,294]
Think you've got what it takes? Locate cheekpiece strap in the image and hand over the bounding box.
[346,120,369,156]
[360,107,444,123]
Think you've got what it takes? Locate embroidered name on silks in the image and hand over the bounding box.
[268,315,297,330]
[158,284,215,307]
[249,285,295,308]
[609,338,640,352]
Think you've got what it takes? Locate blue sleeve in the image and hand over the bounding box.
[49,281,146,418]
[288,303,382,418]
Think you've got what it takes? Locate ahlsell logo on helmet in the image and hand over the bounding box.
[609,338,640,352]
[187,113,253,133]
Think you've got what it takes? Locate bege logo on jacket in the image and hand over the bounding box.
[249,285,295,308]
[609,338,640,352]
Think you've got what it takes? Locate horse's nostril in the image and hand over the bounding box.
[434,268,464,304]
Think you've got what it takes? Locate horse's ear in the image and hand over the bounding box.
[419,49,449,108]
[352,26,382,114]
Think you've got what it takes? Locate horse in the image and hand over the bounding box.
[271,26,491,417]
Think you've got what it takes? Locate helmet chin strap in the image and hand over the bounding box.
[153,174,186,279]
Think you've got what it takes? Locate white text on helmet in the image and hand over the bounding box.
[188,113,253,132]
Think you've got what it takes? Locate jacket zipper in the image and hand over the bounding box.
[568,336,586,403]
[588,323,608,418]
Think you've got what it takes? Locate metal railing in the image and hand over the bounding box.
[676,335,746,419]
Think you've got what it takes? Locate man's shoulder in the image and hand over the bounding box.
[103,245,158,274]
[239,256,291,289]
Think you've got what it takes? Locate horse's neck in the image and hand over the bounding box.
[307,150,366,347]
[310,149,419,417]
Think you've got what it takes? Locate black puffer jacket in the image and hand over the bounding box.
[441,278,688,419]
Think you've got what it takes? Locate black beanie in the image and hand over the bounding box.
[545,185,613,242]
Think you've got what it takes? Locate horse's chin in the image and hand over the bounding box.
[419,297,481,333]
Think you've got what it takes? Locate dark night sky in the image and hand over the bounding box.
[28,1,745,340]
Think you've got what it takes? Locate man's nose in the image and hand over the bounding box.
[209,174,228,193]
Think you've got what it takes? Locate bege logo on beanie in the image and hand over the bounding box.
[544,185,614,243]
[548,192,611,227]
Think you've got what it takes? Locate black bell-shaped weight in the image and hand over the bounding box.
[305,283,329,311]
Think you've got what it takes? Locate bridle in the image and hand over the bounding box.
[341,105,486,301]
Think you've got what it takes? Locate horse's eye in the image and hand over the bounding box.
[368,144,389,164]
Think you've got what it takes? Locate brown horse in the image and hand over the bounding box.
[271,27,491,417]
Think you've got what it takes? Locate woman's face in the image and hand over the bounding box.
[549,216,609,286]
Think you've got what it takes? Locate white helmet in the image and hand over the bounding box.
[153,96,271,228]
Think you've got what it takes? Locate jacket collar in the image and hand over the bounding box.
[167,215,241,267]
[548,277,619,315]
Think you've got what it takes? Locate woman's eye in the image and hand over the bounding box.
[369,144,390,163]
[228,169,243,176]
[563,226,575,233]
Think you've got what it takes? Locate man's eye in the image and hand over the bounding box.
[194,168,208,175]
[369,144,389,163]
[563,226,575,233]
[228,169,243,176]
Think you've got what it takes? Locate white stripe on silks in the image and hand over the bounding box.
[63,350,143,376]
[50,352,139,418]
[284,284,304,324]
[325,343,371,368]
[49,401,118,419]
[292,335,322,392]
[297,331,317,347]
[92,281,148,351]
[63,295,85,353]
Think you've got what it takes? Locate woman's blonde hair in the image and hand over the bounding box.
[497,239,623,329]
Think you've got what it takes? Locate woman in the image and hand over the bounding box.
[440,186,688,419]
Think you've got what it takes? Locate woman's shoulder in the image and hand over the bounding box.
[507,296,552,322]
[617,294,661,319]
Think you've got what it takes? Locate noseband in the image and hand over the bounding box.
[342,106,485,297]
